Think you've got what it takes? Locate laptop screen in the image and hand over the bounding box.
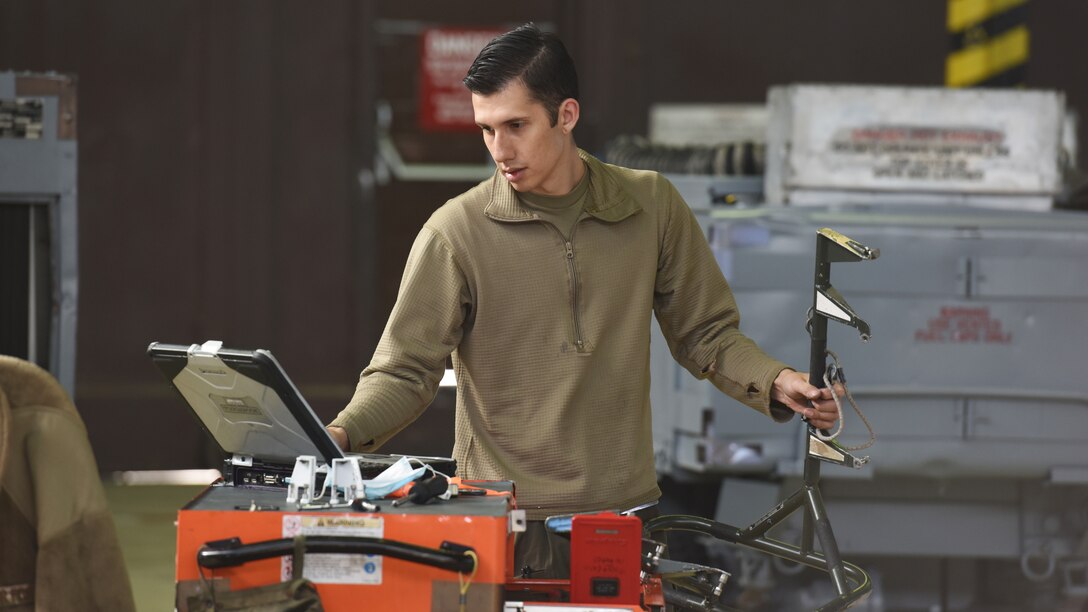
[148,341,346,465]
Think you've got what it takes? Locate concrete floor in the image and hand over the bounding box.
[104,483,207,612]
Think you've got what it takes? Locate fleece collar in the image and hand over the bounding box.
[484,150,642,224]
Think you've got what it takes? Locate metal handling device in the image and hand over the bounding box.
[644,227,880,612]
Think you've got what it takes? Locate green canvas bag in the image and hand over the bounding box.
[188,536,324,612]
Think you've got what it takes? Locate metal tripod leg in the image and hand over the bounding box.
[804,455,848,595]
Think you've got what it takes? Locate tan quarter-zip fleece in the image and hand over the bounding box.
[331,151,793,519]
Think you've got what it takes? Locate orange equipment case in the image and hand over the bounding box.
[176,482,515,611]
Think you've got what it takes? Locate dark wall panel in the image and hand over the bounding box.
[573,2,949,150]
[1,0,378,470]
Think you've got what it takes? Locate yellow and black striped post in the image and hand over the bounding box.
[945,0,1029,87]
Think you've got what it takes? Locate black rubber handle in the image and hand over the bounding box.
[197,535,476,574]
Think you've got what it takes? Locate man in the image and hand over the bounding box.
[328,23,840,578]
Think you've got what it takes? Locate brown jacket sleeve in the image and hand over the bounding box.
[651,178,794,421]
[0,357,136,612]
[330,225,469,451]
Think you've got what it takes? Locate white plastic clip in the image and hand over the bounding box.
[286,455,317,504]
[509,509,527,534]
[327,457,365,505]
[188,340,224,357]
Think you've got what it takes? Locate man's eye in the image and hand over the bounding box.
[510,122,522,129]
[481,127,493,135]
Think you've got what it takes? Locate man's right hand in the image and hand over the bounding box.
[327,426,349,451]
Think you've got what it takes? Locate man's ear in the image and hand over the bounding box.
[559,98,580,134]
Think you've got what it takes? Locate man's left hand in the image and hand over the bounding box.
[772,369,840,430]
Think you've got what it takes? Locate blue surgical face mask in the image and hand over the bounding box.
[361,456,426,500]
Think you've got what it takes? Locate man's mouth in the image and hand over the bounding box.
[502,167,525,181]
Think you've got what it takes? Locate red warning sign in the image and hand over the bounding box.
[418,27,504,132]
[914,306,1012,344]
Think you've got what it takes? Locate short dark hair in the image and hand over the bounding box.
[463,23,579,126]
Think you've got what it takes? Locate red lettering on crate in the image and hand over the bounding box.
[915,306,1012,344]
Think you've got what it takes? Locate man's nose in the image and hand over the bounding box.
[491,132,512,161]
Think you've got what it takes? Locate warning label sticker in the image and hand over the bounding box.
[281,515,384,584]
[914,306,1012,344]
[781,86,1064,197]
[831,125,1009,183]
